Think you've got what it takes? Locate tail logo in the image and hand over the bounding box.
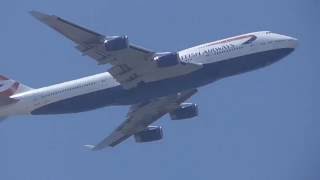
[0,75,20,97]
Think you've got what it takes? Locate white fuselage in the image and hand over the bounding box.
[0,31,297,117]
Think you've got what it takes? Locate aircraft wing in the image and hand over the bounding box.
[30,11,202,89]
[85,89,197,150]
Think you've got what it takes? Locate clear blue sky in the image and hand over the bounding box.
[0,0,319,179]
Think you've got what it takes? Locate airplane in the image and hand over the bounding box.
[0,11,298,150]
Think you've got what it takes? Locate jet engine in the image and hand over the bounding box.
[104,36,129,51]
[170,103,198,120]
[134,126,163,143]
[153,52,180,68]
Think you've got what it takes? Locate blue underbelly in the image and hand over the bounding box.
[31,48,293,115]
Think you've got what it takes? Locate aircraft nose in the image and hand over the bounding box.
[287,37,298,49]
[276,34,299,49]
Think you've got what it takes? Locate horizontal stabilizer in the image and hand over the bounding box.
[0,96,18,107]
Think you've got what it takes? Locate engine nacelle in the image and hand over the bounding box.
[170,103,198,120]
[104,36,129,51]
[134,126,163,143]
[153,52,180,68]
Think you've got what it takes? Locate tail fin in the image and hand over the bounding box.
[0,75,33,97]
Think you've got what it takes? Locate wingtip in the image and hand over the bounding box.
[29,10,50,20]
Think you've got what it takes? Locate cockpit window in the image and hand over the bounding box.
[242,35,257,45]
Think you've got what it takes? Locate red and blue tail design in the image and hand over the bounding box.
[0,75,33,107]
[0,75,20,97]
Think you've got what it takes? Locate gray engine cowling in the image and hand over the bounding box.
[170,103,199,120]
[153,52,180,68]
[104,36,129,51]
[134,126,163,143]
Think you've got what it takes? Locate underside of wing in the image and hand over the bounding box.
[30,11,203,89]
[30,11,156,88]
[30,11,105,45]
[86,89,198,150]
